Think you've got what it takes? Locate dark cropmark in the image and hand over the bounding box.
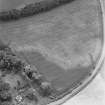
[0,0,75,22]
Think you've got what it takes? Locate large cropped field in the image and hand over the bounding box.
[0,0,103,101]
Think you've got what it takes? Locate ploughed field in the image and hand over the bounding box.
[0,0,103,104]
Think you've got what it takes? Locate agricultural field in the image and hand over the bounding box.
[0,0,103,105]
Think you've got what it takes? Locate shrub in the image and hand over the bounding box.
[39,82,53,97]
[0,50,24,74]
[0,9,20,21]
[0,82,10,92]
[9,9,21,20]
[26,92,38,102]
[0,101,13,105]
[0,11,11,21]
[0,41,9,51]
[0,91,12,102]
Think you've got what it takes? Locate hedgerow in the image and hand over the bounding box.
[0,0,74,21]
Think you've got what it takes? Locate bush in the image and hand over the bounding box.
[0,11,11,21]
[0,82,10,92]
[20,3,36,17]
[0,41,9,51]
[39,82,53,97]
[8,9,21,20]
[0,101,13,105]
[26,92,38,102]
[0,91,12,102]
[20,0,74,18]
[0,9,20,21]
[20,0,57,17]
[0,83,12,104]
[0,50,24,74]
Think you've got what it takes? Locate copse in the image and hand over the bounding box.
[0,41,25,75]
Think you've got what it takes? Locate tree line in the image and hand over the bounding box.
[0,0,74,22]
